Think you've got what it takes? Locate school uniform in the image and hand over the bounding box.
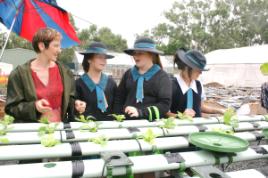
[75,73,117,121]
[170,74,206,117]
[114,64,172,121]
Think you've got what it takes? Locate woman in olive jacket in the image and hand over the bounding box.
[5,28,85,123]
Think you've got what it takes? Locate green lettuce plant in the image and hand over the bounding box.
[75,114,100,132]
[110,114,126,122]
[38,117,60,147]
[40,134,60,147]
[0,115,15,143]
[177,112,193,121]
[223,108,238,128]
[89,135,109,146]
[138,128,159,145]
[160,118,176,129]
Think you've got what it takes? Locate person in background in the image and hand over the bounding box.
[75,42,117,120]
[168,49,225,118]
[5,27,86,123]
[114,37,172,121]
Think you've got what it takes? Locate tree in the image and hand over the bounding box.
[144,0,268,54]
[78,25,128,52]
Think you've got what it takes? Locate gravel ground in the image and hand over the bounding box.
[217,140,268,172]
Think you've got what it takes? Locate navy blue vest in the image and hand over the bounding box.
[170,76,202,117]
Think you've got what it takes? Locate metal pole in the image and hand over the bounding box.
[0,12,17,62]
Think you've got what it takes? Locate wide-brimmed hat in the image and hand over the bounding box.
[176,49,209,71]
[124,37,164,55]
[79,42,114,59]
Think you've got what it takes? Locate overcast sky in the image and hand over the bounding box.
[57,0,176,46]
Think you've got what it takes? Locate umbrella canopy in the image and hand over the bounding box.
[0,0,79,48]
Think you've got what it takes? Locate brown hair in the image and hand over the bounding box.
[152,53,163,69]
[82,54,94,72]
[174,53,193,79]
[32,28,62,53]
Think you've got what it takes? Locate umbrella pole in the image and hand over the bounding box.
[0,15,17,62]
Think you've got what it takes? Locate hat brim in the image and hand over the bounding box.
[177,50,208,71]
[124,48,164,56]
[79,51,114,59]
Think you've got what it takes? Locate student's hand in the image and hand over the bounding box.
[75,100,86,114]
[125,106,139,117]
[166,112,177,118]
[35,99,52,113]
[184,109,196,117]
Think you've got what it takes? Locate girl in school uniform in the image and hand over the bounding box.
[114,37,172,121]
[75,42,117,120]
[168,49,224,118]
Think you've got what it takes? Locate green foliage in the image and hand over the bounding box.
[138,129,159,145]
[260,63,268,75]
[75,115,96,123]
[76,115,100,132]
[38,123,58,136]
[141,0,268,54]
[110,114,126,122]
[0,115,14,137]
[0,138,9,144]
[0,115,14,126]
[40,134,60,147]
[177,112,193,121]
[39,117,50,124]
[223,108,238,128]
[78,25,128,52]
[89,135,109,146]
[160,118,176,129]
[79,121,100,133]
[38,117,60,147]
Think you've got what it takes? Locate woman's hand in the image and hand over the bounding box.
[35,99,52,113]
[75,100,86,114]
[184,109,196,117]
[125,106,139,117]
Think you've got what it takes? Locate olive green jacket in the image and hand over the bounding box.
[5,59,75,123]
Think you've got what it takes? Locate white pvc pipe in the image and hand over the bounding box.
[0,136,189,160]
[0,131,264,161]
[6,115,265,132]
[1,121,265,145]
[0,132,61,145]
[0,146,268,178]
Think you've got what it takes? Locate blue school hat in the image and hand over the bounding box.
[79,42,114,59]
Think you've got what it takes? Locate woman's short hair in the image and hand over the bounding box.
[32,28,61,53]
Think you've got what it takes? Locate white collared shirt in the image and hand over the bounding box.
[175,74,206,101]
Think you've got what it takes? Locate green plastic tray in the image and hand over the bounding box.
[188,132,249,153]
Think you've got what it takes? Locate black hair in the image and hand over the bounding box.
[82,54,94,72]
[174,48,193,79]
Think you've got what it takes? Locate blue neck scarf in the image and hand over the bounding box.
[81,73,108,112]
[131,64,161,103]
[186,88,193,109]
